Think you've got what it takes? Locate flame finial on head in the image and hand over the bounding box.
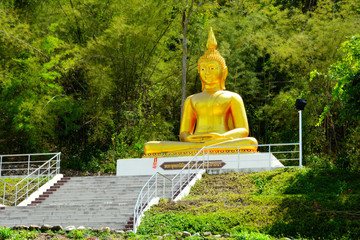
[206,27,217,50]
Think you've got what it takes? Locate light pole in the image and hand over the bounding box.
[295,99,307,167]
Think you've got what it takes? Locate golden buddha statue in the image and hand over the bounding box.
[144,28,258,155]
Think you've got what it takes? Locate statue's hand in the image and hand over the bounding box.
[182,132,226,143]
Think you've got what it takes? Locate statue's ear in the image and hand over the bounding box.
[221,67,228,90]
[223,67,228,80]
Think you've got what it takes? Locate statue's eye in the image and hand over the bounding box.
[201,68,205,71]
[211,67,215,70]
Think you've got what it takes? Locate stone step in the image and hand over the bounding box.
[0,174,181,230]
[54,187,144,192]
[1,209,133,216]
[1,206,134,214]
[66,177,152,182]
[3,203,133,210]
[40,195,139,202]
[43,191,139,197]
[52,187,144,192]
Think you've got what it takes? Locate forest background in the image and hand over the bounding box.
[0,0,359,172]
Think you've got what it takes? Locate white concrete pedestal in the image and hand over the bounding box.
[116,153,284,176]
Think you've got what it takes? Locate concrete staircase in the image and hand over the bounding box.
[0,175,153,230]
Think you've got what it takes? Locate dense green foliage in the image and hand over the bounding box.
[138,168,360,239]
[0,227,137,240]
[0,0,359,171]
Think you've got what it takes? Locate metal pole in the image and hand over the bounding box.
[299,110,303,167]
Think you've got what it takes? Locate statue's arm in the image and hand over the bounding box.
[179,97,196,142]
[222,93,249,139]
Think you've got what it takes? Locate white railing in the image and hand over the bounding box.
[133,147,207,232]
[0,152,61,206]
[132,142,300,232]
[204,143,300,169]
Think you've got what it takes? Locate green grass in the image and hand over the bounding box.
[0,177,50,206]
[0,227,38,240]
[138,167,360,239]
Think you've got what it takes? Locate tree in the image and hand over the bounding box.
[331,35,360,120]
[312,35,360,169]
[180,0,215,116]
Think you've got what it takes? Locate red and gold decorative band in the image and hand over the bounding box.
[142,148,257,158]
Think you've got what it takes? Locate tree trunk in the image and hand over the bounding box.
[181,13,188,119]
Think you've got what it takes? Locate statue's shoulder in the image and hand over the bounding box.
[186,92,201,101]
[222,90,243,100]
[184,94,198,106]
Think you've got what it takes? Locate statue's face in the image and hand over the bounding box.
[199,61,222,87]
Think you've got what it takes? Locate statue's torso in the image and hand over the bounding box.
[190,90,236,134]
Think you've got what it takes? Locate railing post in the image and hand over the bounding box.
[37,169,40,190]
[202,149,205,170]
[57,153,61,174]
[180,173,182,192]
[48,160,51,177]
[207,147,210,171]
[15,185,18,206]
[147,180,150,202]
[155,174,158,198]
[163,176,165,198]
[3,183,5,205]
[27,177,29,199]
[27,155,31,175]
[268,145,271,170]
[187,161,190,184]
[237,146,240,169]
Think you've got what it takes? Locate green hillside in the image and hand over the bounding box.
[1,0,360,172]
[138,168,360,239]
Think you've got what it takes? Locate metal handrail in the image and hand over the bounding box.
[204,143,300,165]
[171,148,206,199]
[133,147,207,232]
[0,152,61,206]
[133,172,173,231]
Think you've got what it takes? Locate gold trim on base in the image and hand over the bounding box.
[142,148,257,158]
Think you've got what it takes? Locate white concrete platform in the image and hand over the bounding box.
[117,153,284,176]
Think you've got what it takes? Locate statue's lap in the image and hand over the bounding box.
[143,137,258,157]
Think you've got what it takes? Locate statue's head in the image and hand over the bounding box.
[198,28,228,90]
